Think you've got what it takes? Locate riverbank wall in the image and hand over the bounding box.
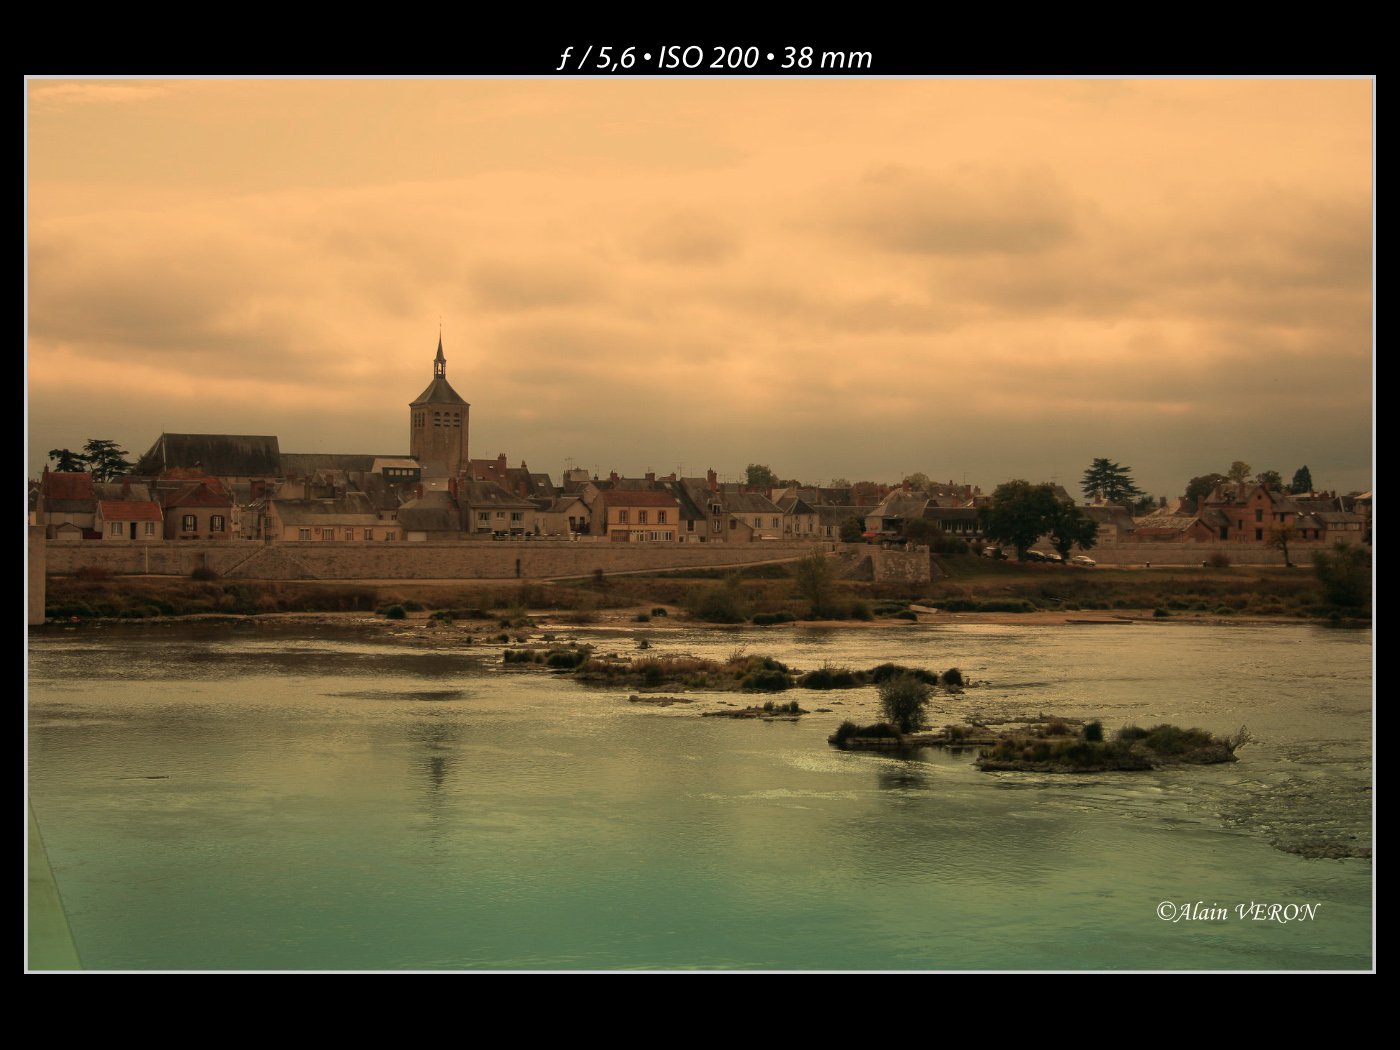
[40,539,841,581]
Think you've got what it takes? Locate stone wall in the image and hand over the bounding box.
[870,545,933,583]
[42,538,828,581]
[29,526,46,625]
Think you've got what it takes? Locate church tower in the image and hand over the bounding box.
[409,335,470,477]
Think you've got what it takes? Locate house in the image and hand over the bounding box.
[454,480,539,537]
[161,479,235,541]
[595,490,683,542]
[37,470,97,538]
[95,501,164,542]
[265,493,388,541]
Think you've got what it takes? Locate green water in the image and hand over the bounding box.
[28,620,1373,970]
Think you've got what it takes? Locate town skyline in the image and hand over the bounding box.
[27,78,1374,497]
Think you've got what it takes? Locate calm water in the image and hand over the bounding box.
[28,618,1373,970]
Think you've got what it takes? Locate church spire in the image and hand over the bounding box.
[434,332,446,377]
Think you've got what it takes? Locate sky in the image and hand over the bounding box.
[26,77,1374,498]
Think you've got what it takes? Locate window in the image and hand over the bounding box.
[323,528,335,540]
[712,520,722,533]
[618,510,629,524]
[1255,529,1263,541]
[638,510,648,525]
[182,515,197,532]
[772,518,780,529]
[109,522,123,537]
[510,512,523,523]
[434,412,441,428]
[299,528,311,540]
[385,530,397,540]
[211,515,225,532]
[658,511,667,524]
[144,522,155,536]
[479,512,491,522]
[1255,509,1263,522]
[754,518,762,528]
[364,529,373,540]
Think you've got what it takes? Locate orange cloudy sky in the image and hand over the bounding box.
[26,77,1373,496]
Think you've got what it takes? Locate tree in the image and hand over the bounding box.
[1312,542,1369,608]
[745,463,779,489]
[978,480,1065,559]
[1254,469,1282,490]
[1081,458,1144,506]
[1266,524,1298,568]
[1184,473,1229,514]
[828,478,851,489]
[1227,460,1252,484]
[793,548,836,615]
[48,448,87,472]
[839,517,866,543]
[1290,466,1314,495]
[902,472,931,490]
[900,517,941,546]
[1047,503,1099,561]
[82,439,132,482]
[878,673,932,734]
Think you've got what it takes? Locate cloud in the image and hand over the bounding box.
[827,164,1081,256]
[632,210,742,266]
[29,82,166,107]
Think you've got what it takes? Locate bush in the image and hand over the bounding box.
[190,566,219,581]
[742,669,791,692]
[877,672,932,734]
[1083,720,1104,742]
[1312,542,1370,608]
[942,667,964,688]
[383,605,407,620]
[1207,551,1232,568]
[849,600,874,621]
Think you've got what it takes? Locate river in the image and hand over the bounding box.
[27,617,1373,970]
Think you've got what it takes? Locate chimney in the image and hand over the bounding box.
[902,479,910,491]
[707,468,717,493]
[122,477,131,496]
[646,472,655,488]
[416,484,424,500]
[449,476,458,500]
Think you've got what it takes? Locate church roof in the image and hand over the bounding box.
[410,335,470,406]
[411,375,469,407]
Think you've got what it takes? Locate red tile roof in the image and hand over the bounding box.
[43,472,94,500]
[163,481,232,509]
[98,501,164,521]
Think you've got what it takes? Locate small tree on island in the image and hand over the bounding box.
[878,672,932,734]
[793,548,837,616]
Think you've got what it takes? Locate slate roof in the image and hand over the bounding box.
[270,493,379,526]
[92,482,153,503]
[719,492,782,514]
[147,434,282,478]
[599,490,682,508]
[411,375,469,407]
[281,453,388,475]
[394,490,462,532]
[454,481,537,510]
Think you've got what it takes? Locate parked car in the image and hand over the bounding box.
[1069,555,1097,567]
